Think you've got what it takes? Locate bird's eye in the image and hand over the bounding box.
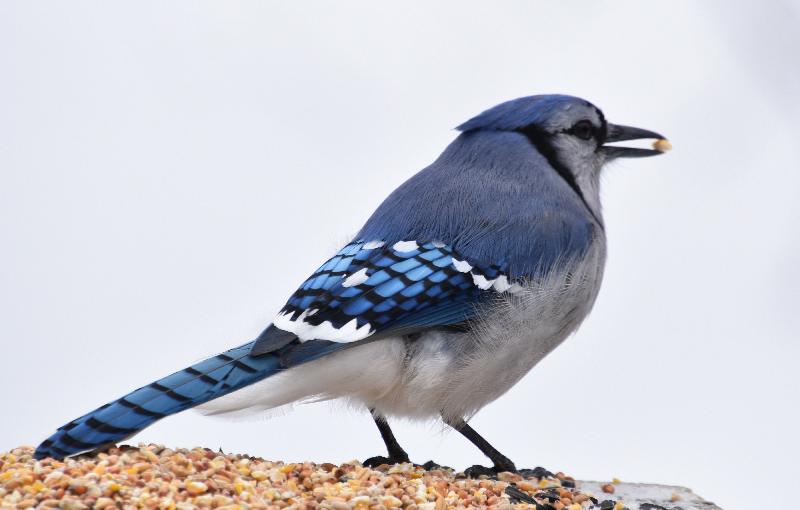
[569,120,595,141]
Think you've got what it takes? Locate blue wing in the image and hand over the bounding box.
[33,240,517,460]
[250,240,516,357]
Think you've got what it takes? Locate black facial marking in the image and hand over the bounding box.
[518,125,577,190]
[517,124,600,225]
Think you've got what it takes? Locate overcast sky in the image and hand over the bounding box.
[1,2,798,510]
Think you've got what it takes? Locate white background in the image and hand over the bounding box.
[2,3,799,510]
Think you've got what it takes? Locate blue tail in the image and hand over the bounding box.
[34,341,282,460]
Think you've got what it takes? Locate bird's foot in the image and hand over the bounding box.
[362,455,411,468]
[463,464,553,480]
[463,458,516,478]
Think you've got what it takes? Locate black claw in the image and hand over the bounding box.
[418,460,451,471]
[363,455,391,467]
[517,466,554,479]
[363,455,409,468]
[463,464,499,478]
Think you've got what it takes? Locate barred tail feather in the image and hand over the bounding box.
[34,341,279,460]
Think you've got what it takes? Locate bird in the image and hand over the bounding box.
[34,94,668,475]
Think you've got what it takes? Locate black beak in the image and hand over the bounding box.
[602,123,670,158]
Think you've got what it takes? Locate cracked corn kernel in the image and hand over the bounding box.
[653,139,672,152]
[185,481,207,495]
[250,470,268,481]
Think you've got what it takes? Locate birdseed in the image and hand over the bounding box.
[1,444,628,509]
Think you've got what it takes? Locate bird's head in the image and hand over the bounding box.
[456,94,669,221]
[457,94,668,166]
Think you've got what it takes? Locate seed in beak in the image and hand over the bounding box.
[653,139,672,152]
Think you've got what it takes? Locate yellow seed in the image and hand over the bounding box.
[653,139,672,152]
[614,502,626,510]
[234,480,249,495]
[612,477,621,484]
[142,450,159,463]
[352,496,371,510]
[185,480,208,495]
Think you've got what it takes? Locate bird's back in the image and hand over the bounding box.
[359,129,599,279]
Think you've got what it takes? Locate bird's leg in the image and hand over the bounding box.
[363,410,411,467]
[445,416,554,479]
[444,416,517,477]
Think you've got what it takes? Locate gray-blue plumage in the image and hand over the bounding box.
[357,129,595,278]
[34,94,667,470]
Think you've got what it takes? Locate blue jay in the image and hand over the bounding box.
[34,94,668,475]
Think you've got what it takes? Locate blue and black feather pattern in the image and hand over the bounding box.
[34,342,279,460]
[251,239,513,356]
